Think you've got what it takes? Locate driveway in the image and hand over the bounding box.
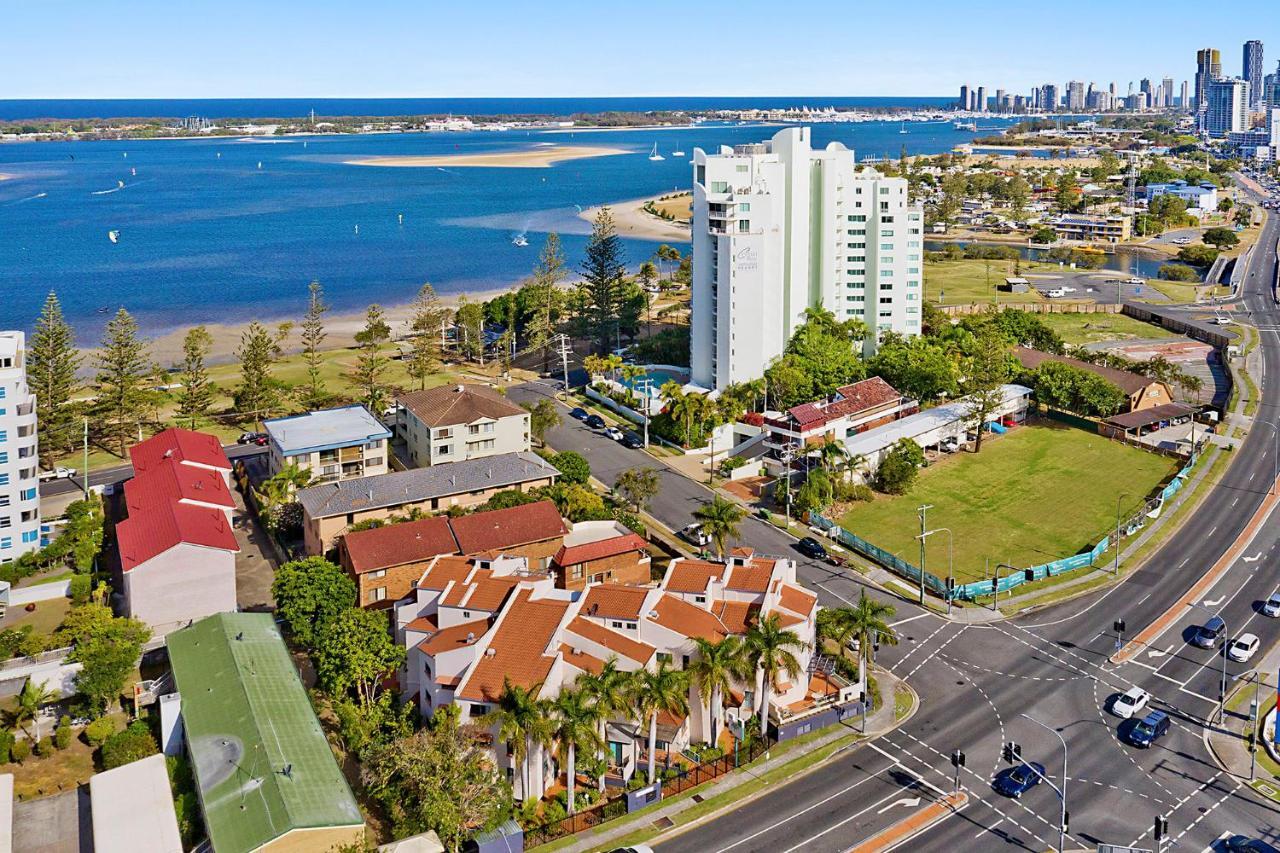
[231,488,277,611]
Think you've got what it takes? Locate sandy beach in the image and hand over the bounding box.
[345,145,630,169]
[579,194,692,242]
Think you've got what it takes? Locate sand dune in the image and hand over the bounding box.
[346,145,630,169]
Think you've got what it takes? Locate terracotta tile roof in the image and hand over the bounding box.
[711,599,759,635]
[117,502,239,572]
[436,675,462,688]
[565,617,655,664]
[398,383,527,428]
[650,595,728,642]
[657,709,688,728]
[440,570,523,612]
[1012,347,1155,395]
[579,585,650,621]
[125,457,235,514]
[129,428,231,475]
[342,516,458,574]
[777,583,817,616]
[729,546,755,559]
[771,610,806,629]
[404,614,438,633]
[456,589,568,703]
[417,619,490,656]
[417,556,476,591]
[726,561,775,593]
[448,500,568,555]
[786,377,903,431]
[555,532,649,567]
[559,644,606,676]
[663,559,724,594]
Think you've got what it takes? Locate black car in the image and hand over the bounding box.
[237,431,268,446]
[796,537,828,560]
[584,414,607,429]
[569,407,589,421]
[621,432,645,449]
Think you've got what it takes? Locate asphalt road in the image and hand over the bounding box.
[38,443,265,499]
[516,180,1280,852]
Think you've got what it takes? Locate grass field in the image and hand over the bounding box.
[926,258,1055,304]
[1035,312,1178,346]
[838,423,1178,584]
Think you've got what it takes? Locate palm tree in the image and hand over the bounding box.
[253,461,313,532]
[839,452,868,485]
[817,436,850,477]
[12,679,56,740]
[688,636,749,746]
[744,614,806,739]
[630,661,689,784]
[549,687,603,815]
[661,380,693,447]
[576,658,631,790]
[482,679,554,802]
[816,607,857,662]
[693,496,746,558]
[603,353,624,383]
[619,363,646,407]
[848,591,899,695]
[583,353,606,380]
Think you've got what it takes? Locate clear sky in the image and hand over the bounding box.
[4,1,1277,99]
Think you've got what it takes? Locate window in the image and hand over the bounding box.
[710,180,729,193]
[368,587,387,603]
[368,569,387,579]
[0,538,10,551]
[848,242,865,249]
[0,431,6,443]
[737,220,750,233]
[882,215,894,223]
[21,531,37,544]
[880,202,889,212]
[657,652,673,665]
[739,202,751,212]
[848,215,866,222]
[470,704,488,717]
[880,230,894,237]
[0,453,6,465]
[879,187,889,195]
[694,595,706,603]
[907,240,920,248]
[365,457,383,468]
[908,267,919,275]
[437,444,452,456]
[0,517,9,529]
[19,489,35,502]
[610,620,624,629]
[880,243,892,251]
[466,439,496,451]
[880,270,894,277]
[365,439,382,450]
[0,496,8,508]
[436,427,453,439]
[880,297,893,304]
[909,212,921,220]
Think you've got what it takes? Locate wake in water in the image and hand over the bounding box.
[7,192,47,205]
[91,180,126,196]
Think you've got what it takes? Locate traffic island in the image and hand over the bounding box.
[846,791,969,853]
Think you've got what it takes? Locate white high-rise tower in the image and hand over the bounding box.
[0,332,41,562]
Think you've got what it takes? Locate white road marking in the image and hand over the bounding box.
[888,613,931,628]
[1147,644,1173,659]
[1243,552,1262,562]
[974,818,1004,839]
[1203,595,1224,607]
[877,796,921,814]
[711,771,888,852]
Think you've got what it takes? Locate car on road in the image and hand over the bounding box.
[1191,615,1227,648]
[1125,710,1170,748]
[237,431,268,446]
[584,414,607,429]
[1228,633,1261,663]
[796,537,828,560]
[1262,590,1280,617]
[1124,277,1144,285]
[1111,686,1151,719]
[1171,237,1192,245]
[604,427,625,441]
[37,467,77,482]
[681,523,712,548]
[1045,287,1067,298]
[993,762,1046,798]
[607,846,656,853]
[621,432,645,449]
[1226,836,1279,853]
[569,407,589,421]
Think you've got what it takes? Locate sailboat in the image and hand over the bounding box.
[899,122,909,134]
[107,230,119,244]
[512,233,529,247]
[130,167,136,176]
[648,143,665,162]
[671,146,686,157]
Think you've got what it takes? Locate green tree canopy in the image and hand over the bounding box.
[270,557,357,647]
[313,608,405,708]
[28,291,82,464]
[550,450,591,484]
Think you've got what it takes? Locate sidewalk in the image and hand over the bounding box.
[1206,639,1280,783]
[538,669,915,853]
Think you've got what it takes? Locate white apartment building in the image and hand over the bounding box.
[1202,78,1250,137]
[690,127,925,392]
[0,332,40,562]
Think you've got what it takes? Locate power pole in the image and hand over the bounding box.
[557,334,572,398]
[82,417,90,500]
[917,504,932,605]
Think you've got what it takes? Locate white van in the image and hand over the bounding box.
[1045,288,1067,298]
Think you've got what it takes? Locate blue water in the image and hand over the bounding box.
[0,118,1012,345]
[0,97,956,121]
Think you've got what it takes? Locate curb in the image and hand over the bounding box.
[847,791,968,853]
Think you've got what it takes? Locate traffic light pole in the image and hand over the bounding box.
[1020,713,1068,853]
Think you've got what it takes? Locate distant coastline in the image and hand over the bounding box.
[346,145,630,169]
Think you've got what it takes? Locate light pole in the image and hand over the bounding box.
[1188,601,1229,715]
[1020,713,1068,853]
[990,562,1018,612]
[1114,491,1129,575]
[918,527,954,615]
[1235,669,1268,780]
[917,504,933,605]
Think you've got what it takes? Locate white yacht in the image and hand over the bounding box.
[648,143,665,162]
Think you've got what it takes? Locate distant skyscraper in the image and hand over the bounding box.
[1244,40,1265,111]
[1196,48,1222,110]
[1041,83,1059,112]
[1162,78,1175,109]
[1180,80,1190,109]
[1066,81,1086,110]
[958,85,970,111]
[1203,78,1250,136]
[976,86,987,112]
[1266,61,1280,108]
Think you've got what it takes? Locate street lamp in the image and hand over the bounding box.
[1188,601,1230,715]
[917,504,933,606]
[990,562,1018,612]
[1020,713,1068,853]
[1114,492,1129,575]
[918,527,954,615]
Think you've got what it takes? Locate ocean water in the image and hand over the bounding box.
[0,118,1008,344]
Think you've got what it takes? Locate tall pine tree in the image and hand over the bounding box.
[177,326,215,427]
[407,283,447,390]
[93,309,153,456]
[299,280,329,407]
[526,233,566,372]
[579,208,626,354]
[349,305,392,413]
[28,291,81,466]
[234,322,281,419]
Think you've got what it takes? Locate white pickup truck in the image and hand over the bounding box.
[37,467,77,482]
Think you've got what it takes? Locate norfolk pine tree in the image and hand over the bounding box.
[526,234,566,372]
[177,326,215,427]
[407,282,447,390]
[350,304,392,413]
[299,280,330,407]
[28,291,81,465]
[93,309,154,456]
[234,321,282,419]
[579,208,626,354]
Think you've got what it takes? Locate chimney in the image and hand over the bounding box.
[465,632,475,642]
[485,648,496,657]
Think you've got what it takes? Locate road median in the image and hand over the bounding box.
[845,791,968,853]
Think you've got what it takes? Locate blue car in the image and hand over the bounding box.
[569,407,589,421]
[993,762,1045,798]
[1125,710,1170,748]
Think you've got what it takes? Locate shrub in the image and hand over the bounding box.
[36,736,56,757]
[83,716,116,747]
[100,720,158,769]
[1176,244,1219,266]
[541,798,567,825]
[0,730,12,763]
[54,716,72,749]
[68,574,92,605]
[840,483,875,503]
[10,739,30,763]
[550,451,591,485]
[1158,263,1201,282]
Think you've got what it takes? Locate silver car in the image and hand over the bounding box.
[1263,591,1280,618]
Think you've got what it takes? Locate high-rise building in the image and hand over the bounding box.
[690,128,924,391]
[1181,80,1190,109]
[958,85,970,111]
[1162,78,1175,109]
[1244,40,1265,111]
[1196,48,1222,109]
[1203,78,1250,136]
[1067,81,1086,110]
[1265,62,1280,108]
[0,332,41,563]
[975,86,987,112]
[1041,83,1059,112]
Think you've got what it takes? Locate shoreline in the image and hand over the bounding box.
[344,145,630,169]
[579,193,692,243]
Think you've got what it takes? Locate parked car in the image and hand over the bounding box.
[584,414,607,429]
[604,427,625,441]
[796,537,828,560]
[1125,710,1171,748]
[993,762,1046,798]
[37,467,77,482]
[569,407,589,421]
[1262,590,1280,617]
[608,846,656,853]
[621,432,645,450]
[1045,288,1066,298]
[681,523,712,547]
[1124,277,1144,285]
[1226,836,1279,853]
[238,431,268,446]
[1111,686,1151,720]
[941,437,961,453]
[1228,633,1261,663]
[1191,615,1227,648]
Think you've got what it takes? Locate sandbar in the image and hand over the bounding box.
[345,145,630,169]
[579,194,692,243]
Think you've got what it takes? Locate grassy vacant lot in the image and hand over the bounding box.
[926,258,1056,305]
[1036,312,1178,346]
[838,423,1177,584]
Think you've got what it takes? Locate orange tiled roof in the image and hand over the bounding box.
[555,532,649,567]
[777,583,817,616]
[771,610,806,629]
[440,569,523,612]
[712,599,759,635]
[651,595,727,643]
[456,589,569,703]
[726,560,775,593]
[404,614,439,633]
[580,584,650,621]
[566,617,655,664]
[417,556,476,591]
[559,643,606,676]
[663,559,724,594]
[417,619,490,656]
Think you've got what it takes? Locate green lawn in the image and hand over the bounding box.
[838,423,1178,584]
[926,259,1053,305]
[1036,312,1178,346]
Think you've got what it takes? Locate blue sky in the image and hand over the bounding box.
[4,1,1277,99]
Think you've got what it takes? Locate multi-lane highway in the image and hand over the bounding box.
[513,181,1280,851]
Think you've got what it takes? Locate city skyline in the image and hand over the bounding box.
[4,1,1280,99]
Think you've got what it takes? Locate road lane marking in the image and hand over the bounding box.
[711,769,888,852]
[974,818,1003,839]
[877,796,921,814]
[774,788,915,853]
[888,613,931,628]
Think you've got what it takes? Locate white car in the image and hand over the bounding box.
[1124,277,1144,285]
[1171,237,1192,245]
[1262,590,1280,618]
[604,427,625,441]
[1112,686,1151,719]
[37,467,77,482]
[681,523,712,547]
[1228,633,1261,663]
[1045,288,1067,298]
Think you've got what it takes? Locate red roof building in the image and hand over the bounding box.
[129,428,233,482]
[762,377,916,454]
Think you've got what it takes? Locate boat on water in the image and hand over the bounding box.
[648,143,665,162]
[116,180,125,189]
[899,122,909,134]
[107,230,119,244]
[130,168,136,176]
[512,233,529,247]
[953,121,977,131]
[671,148,686,157]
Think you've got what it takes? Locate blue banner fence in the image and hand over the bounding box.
[812,454,1198,601]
